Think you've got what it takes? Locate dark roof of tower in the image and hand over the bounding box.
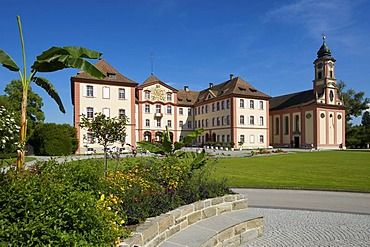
[317,36,332,58]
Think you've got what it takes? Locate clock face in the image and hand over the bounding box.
[328,62,333,68]
[317,63,323,69]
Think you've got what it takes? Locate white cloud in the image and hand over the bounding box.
[264,0,357,35]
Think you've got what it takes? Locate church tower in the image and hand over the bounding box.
[313,35,342,106]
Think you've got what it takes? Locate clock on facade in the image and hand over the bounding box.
[317,62,323,69]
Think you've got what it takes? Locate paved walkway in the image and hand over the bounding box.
[233,189,370,246]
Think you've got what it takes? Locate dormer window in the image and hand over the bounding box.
[107,73,116,79]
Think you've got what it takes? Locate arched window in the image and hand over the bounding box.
[240,115,245,124]
[240,99,244,108]
[295,115,300,131]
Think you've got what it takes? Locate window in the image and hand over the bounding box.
[318,71,322,79]
[156,105,161,113]
[145,119,150,127]
[188,108,192,116]
[250,100,254,109]
[167,120,172,127]
[103,108,110,118]
[275,117,280,135]
[250,135,255,143]
[205,119,208,127]
[216,102,220,111]
[259,101,264,110]
[156,119,161,127]
[179,120,184,128]
[226,115,230,125]
[240,135,245,143]
[187,121,192,128]
[107,73,116,79]
[86,107,94,118]
[250,116,255,125]
[167,93,172,101]
[226,99,230,109]
[259,135,264,143]
[222,135,225,142]
[179,108,183,115]
[284,116,289,135]
[201,120,204,128]
[166,106,172,114]
[145,91,150,99]
[201,106,204,114]
[205,105,208,113]
[194,121,197,128]
[221,116,225,126]
[240,115,245,124]
[194,108,197,115]
[212,103,215,112]
[295,115,300,131]
[119,109,125,120]
[145,104,150,113]
[259,116,264,126]
[87,85,94,97]
[212,118,215,126]
[330,71,333,78]
[103,87,110,99]
[87,133,94,143]
[119,88,125,99]
[217,117,220,126]
[240,99,244,108]
[221,101,225,110]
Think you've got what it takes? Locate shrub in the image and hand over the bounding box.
[28,123,78,156]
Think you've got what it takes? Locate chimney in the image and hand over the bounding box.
[230,74,234,80]
[209,83,214,88]
[184,86,189,92]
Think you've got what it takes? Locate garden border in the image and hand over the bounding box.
[119,194,263,247]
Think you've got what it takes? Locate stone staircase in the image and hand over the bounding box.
[119,194,263,247]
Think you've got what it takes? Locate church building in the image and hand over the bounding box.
[71,38,345,154]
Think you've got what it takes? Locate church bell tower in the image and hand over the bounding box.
[313,35,342,106]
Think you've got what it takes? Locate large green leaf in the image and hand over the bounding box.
[137,141,165,155]
[36,46,102,60]
[32,76,66,113]
[32,55,105,79]
[180,128,204,146]
[0,50,20,72]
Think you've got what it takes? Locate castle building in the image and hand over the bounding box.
[71,38,345,154]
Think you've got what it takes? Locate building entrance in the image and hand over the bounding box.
[294,136,300,148]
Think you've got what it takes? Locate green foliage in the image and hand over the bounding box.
[0,159,128,246]
[138,127,207,171]
[337,80,369,125]
[362,111,370,127]
[4,80,45,123]
[28,123,78,156]
[0,106,20,153]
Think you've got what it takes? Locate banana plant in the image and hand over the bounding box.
[0,16,105,170]
[138,127,207,171]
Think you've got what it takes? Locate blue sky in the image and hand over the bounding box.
[1,0,369,125]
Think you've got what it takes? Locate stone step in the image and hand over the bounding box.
[158,208,263,247]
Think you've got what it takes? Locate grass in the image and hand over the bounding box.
[0,156,37,168]
[213,150,370,192]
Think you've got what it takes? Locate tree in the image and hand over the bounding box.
[79,112,127,176]
[0,16,105,170]
[337,80,370,125]
[4,79,45,123]
[28,123,78,156]
[361,111,370,127]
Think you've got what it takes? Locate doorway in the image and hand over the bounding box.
[294,136,300,148]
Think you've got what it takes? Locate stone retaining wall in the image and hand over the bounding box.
[119,194,249,247]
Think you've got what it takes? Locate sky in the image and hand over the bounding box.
[1,0,369,125]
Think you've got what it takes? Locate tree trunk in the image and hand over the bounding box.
[103,144,108,177]
[17,85,28,170]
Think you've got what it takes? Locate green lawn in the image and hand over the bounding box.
[213,150,370,192]
[0,157,36,168]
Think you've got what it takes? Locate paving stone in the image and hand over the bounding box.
[243,208,370,246]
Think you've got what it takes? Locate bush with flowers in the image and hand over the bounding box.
[0,128,230,245]
[0,106,20,153]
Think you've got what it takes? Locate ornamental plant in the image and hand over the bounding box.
[79,112,127,175]
[0,16,105,170]
[0,106,20,152]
